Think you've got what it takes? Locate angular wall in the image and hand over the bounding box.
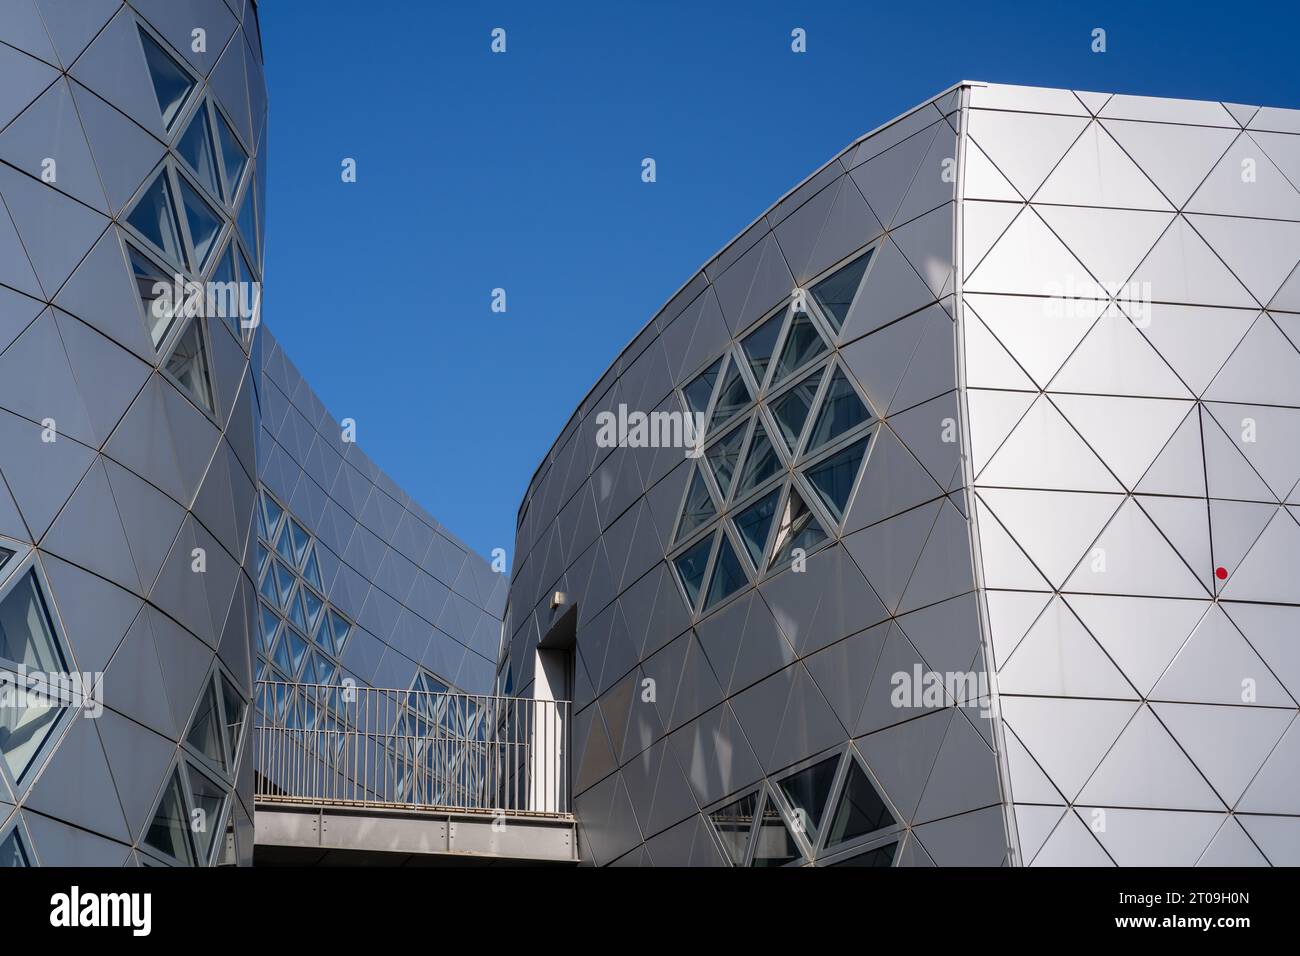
[503,86,1009,866]
[254,328,506,699]
[0,0,267,866]
[960,83,1300,866]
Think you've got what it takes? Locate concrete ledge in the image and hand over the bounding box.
[254,802,578,865]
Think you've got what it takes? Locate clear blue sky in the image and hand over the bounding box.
[258,0,1300,565]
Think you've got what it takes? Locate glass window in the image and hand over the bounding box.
[804,435,870,522]
[708,357,751,435]
[219,673,246,761]
[185,679,226,770]
[186,761,228,863]
[824,758,894,848]
[770,368,823,454]
[214,109,248,198]
[703,534,746,610]
[672,532,714,610]
[284,628,308,677]
[829,842,897,866]
[0,826,29,867]
[733,487,780,569]
[674,466,716,546]
[704,420,747,502]
[177,105,223,200]
[750,793,801,867]
[273,562,296,611]
[0,570,66,672]
[177,174,223,271]
[286,588,308,632]
[288,520,311,567]
[740,311,784,388]
[326,611,350,655]
[261,494,284,538]
[127,243,179,347]
[302,548,323,591]
[0,570,68,782]
[257,562,279,604]
[735,422,781,498]
[806,369,871,453]
[811,250,873,332]
[301,588,324,635]
[139,28,195,130]
[273,520,295,564]
[257,603,279,651]
[163,319,214,413]
[772,312,828,386]
[771,488,827,566]
[254,541,269,580]
[270,632,292,675]
[682,357,722,419]
[708,790,759,865]
[143,766,195,865]
[128,171,186,270]
[777,755,839,840]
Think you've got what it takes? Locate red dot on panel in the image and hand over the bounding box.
[1215,567,1228,580]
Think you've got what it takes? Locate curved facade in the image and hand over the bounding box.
[503,82,1300,866]
[0,0,502,868]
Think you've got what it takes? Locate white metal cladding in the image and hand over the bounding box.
[960,82,1300,867]
[503,81,1300,867]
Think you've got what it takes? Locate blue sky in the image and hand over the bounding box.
[258,0,1300,564]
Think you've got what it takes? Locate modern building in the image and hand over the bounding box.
[502,82,1300,867]
[1,2,1298,869]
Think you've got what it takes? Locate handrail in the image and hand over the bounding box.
[252,681,571,818]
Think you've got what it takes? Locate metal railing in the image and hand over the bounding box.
[253,681,571,818]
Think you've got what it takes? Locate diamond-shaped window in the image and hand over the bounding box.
[177,103,224,201]
[301,587,324,634]
[143,765,196,865]
[186,761,228,864]
[823,756,895,849]
[771,312,828,387]
[804,435,870,523]
[163,319,215,413]
[740,310,784,389]
[0,824,30,867]
[770,367,824,455]
[683,357,722,420]
[324,611,351,655]
[708,357,752,435]
[128,242,181,348]
[805,368,871,454]
[185,679,226,771]
[751,792,802,867]
[272,561,296,610]
[139,27,196,131]
[735,421,782,499]
[672,532,714,610]
[128,169,186,271]
[288,519,312,567]
[0,568,72,784]
[810,249,873,332]
[776,754,839,842]
[733,486,780,570]
[262,494,284,537]
[215,108,248,198]
[771,487,827,568]
[302,547,324,591]
[703,533,747,611]
[674,465,717,546]
[708,790,760,865]
[705,419,748,503]
[177,173,223,271]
